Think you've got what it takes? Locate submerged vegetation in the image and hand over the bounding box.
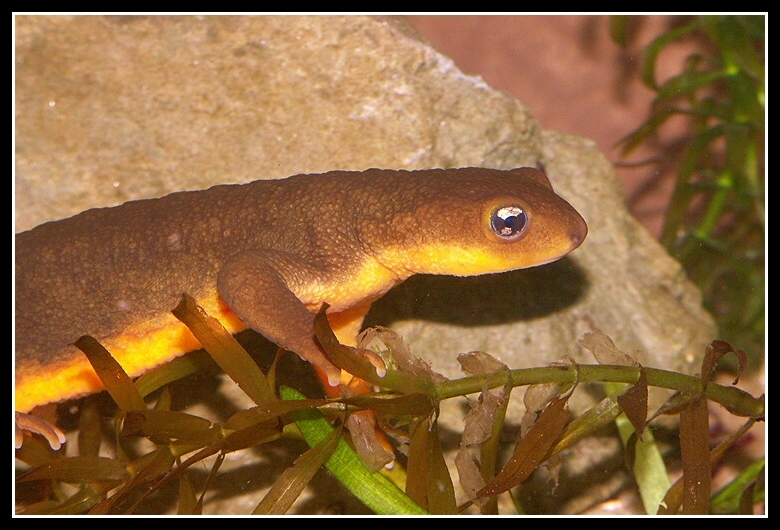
[611,15,765,364]
[15,296,764,515]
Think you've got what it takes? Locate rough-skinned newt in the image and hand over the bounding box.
[15,167,587,419]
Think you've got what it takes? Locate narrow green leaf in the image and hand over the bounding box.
[609,15,632,47]
[640,20,700,89]
[618,110,675,155]
[710,15,766,80]
[253,423,342,514]
[172,294,275,405]
[711,458,764,515]
[177,474,198,515]
[74,335,146,411]
[615,414,671,514]
[660,123,727,247]
[655,68,730,105]
[737,482,757,515]
[605,379,670,515]
[134,350,215,398]
[548,395,623,456]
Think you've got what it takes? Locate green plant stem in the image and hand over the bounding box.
[695,172,732,240]
[433,364,763,419]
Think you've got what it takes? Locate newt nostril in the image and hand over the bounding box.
[569,213,588,250]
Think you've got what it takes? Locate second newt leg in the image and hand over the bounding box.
[217,250,342,386]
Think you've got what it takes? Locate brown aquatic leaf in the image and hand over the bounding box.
[457,351,509,376]
[129,448,177,483]
[455,448,485,506]
[462,386,508,447]
[454,352,511,514]
[738,481,757,515]
[222,418,283,453]
[679,395,711,514]
[177,474,198,515]
[731,349,748,385]
[406,416,457,514]
[456,383,509,512]
[359,326,447,383]
[422,418,457,515]
[515,373,575,492]
[657,340,749,514]
[77,399,103,457]
[134,350,215,398]
[478,390,571,498]
[404,417,429,507]
[172,294,275,405]
[71,485,118,515]
[701,340,730,382]
[252,424,342,515]
[340,393,436,417]
[659,416,758,514]
[17,455,130,483]
[154,386,173,411]
[702,340,748,385]
[74,336,146,411]
[89,447,178,515]
[122,410,222,445]
[455,352,509,447]
[617,364,648,439]
[521,382,561,437]
[456,351,510,446]
[197,452,225,513]
[224,398,330,431]
[579,330,637,367]
[127,418,281,509]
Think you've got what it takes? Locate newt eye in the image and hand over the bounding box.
[490,206,529,240]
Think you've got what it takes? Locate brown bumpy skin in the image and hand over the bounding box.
[15,167,587,413]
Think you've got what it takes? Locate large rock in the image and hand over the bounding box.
[15,15,716,514]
